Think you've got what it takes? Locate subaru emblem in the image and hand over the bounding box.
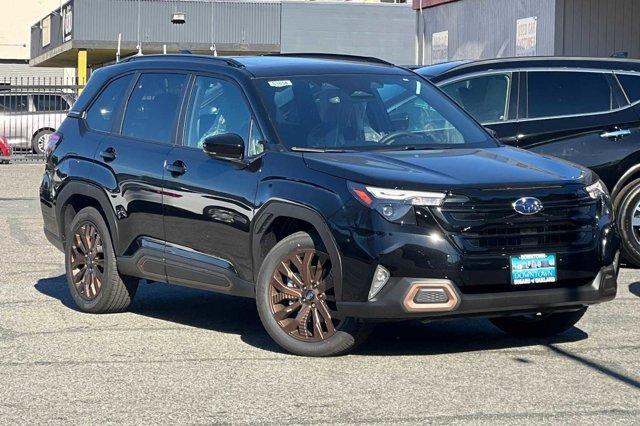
[513,197,543,215]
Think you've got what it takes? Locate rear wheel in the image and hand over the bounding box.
[32,129,53,155]
[490,307,587,338]
[256,231,373,356]
[65,207,138,313]
[615,178,640,266]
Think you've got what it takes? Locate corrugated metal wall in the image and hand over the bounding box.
[281,2,415,65]
[556,0,640,58]
[75,0,280,49]
[0,63,72,80]
[417,0,556,65]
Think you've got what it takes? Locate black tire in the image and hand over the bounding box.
[256,231,373,356]
[32,129,53,155]
[64,206,138,313]
[615,178,640,267]
[490,307,587,338]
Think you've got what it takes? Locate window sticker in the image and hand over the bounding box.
[268,80,293,88]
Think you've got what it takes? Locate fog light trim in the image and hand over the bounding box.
[368,265,390,300]
[403,280,460,313]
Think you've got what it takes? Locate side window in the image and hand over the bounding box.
[0,95,29,113]
[440,74,511,123]
[34,95,68,112]
[527,71,616,119]
[183,76,251,150]
[617,73,640,103]
[122,73,187,144]
[248,121,265,157]
[86,75,133,132]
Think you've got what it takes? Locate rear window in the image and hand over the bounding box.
[33,94,69,112]
[617,73,640,103]
[0,95,28,113]
[121,73,187,144]
[527,71,617,119]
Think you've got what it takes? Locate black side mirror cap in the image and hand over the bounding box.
[202,133,245,161]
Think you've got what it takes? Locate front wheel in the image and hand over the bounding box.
[490,307,587,338]
[256,231,373,356]
[615,178,640,266]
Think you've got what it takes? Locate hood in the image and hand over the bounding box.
[303,146,591,190]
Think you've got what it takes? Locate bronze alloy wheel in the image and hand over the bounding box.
[269,248,338,342]
[70,222,105,301]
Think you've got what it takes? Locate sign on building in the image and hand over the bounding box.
[63,2,73,42]
[516,17,537,57]
[432,30,449,64]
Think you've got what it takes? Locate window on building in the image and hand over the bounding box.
[86,75,133,132]
[122,73,187,144]
[527,71,616,119]
[183,76,252,151]
[33,94,70,112]
[0,95,29,113]
[440,74,511,123]
[617,73,640,103]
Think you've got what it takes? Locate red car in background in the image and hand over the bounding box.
[0,136,10,164]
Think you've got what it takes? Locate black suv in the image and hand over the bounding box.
[41,54,619,356]
[417,57,640,266]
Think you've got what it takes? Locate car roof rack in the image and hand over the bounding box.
[121,53,245,69]
[264,53,394,67]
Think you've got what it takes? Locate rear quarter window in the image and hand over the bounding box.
[617,73,640,103]
[86,75,134,132]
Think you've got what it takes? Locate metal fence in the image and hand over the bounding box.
[0,76,82,163]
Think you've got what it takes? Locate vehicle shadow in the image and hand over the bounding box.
[35,275,587,356]
[629,282,640,298]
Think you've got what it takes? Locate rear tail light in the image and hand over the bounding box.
[45,133,63,158]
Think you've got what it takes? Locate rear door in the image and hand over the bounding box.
[94,72,188,280]
[516,70,639,189]
[438,71,519,143]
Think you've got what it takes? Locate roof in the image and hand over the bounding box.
[417,56,640,81]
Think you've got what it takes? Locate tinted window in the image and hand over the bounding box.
[527,72,615,119]
[617,73,640,103]
[441,74,510,123]
[33,94,69,112]
[255,75,492,151]
[184,76,251,149]
[0,95,28,112]
[122,73,187,144]
[86,75,133,132]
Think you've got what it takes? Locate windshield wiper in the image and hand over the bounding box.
[291,147,354,153]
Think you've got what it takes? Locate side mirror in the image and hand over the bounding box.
[202,133,245,161]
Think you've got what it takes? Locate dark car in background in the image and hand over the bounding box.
[417,57,640,266]
[41,54,619,356]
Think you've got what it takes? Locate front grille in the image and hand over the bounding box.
[429,190,598,254]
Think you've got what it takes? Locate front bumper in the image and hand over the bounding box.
[336,262,618,320]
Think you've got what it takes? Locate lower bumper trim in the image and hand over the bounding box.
[337,264,617,320]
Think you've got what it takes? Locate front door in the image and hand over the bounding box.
[162,74,264,288]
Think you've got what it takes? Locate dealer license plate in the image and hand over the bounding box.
[510,253,557,285]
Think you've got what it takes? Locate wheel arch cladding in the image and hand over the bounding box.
[56,181,120,252]
[252,200,344,301]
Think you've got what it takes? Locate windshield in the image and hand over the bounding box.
[255,74,495,151]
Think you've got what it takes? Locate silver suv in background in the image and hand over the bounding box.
[0,92,75,154]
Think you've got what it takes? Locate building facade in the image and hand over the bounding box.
[30,0,415,78]
[414,0,640,65]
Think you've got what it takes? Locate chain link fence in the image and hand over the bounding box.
[0,77,82,163]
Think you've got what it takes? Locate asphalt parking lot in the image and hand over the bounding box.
[0,163,638,424]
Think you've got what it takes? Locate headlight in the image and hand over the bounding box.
[586,179,609,200]
[349,182,445,223]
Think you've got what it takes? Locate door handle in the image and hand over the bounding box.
[99,147,116,161]
[165,160,187,176]
[601,129,631,140]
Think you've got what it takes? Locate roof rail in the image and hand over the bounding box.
[121,53,245,68]
[264,53,394,66]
